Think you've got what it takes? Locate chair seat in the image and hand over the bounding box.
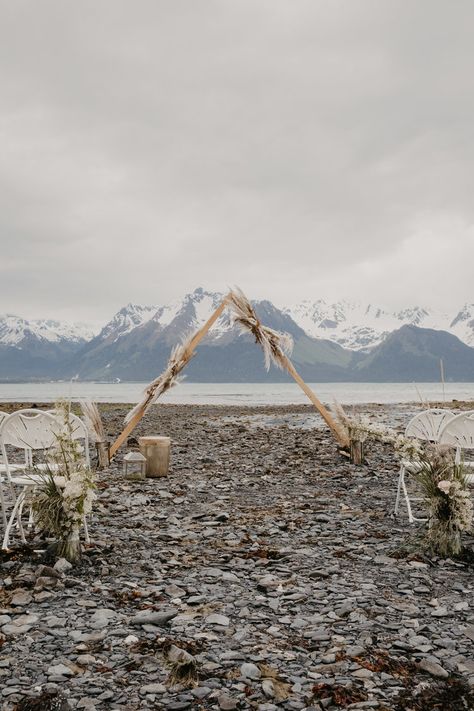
[0,463,25,473]
[2,473,67,488]
[28,462,61,471]
[403,459,474,479]
[401,460,423,472]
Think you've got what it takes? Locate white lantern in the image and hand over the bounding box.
[123,451,147,480]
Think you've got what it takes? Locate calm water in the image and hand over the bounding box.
[0,381,473,405]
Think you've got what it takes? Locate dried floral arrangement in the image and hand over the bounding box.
[227,287,294,371]
[414,446,473,557]
[30,401,96,563]
[331,403,473,555]
[109,296,229,458]
[124,333,196,426]
[80,399,108,468]
[227,288,349,447]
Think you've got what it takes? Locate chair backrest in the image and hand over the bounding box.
[405,409,455,443]
[439,413,474,450]
[0,410,61,450]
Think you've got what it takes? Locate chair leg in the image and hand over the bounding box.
[394,465,404,515]
[0,482,8,532]
[400,470,415,524]
[2,489,27,550]
[83,516,90,544]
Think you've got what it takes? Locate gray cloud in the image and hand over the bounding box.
[1,0,473,321]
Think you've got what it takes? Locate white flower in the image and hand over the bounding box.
[437,480,452,494]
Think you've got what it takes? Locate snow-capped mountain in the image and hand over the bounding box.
[449,303,474,347]
[98,304,158,342]
[1,290,474,381]
[284,300,458,350]
[0,314,96,347]
[0,314,98,380]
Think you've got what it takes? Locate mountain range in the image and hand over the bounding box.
[1,288,474,382]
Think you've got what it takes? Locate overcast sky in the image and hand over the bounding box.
[1,0,473,323]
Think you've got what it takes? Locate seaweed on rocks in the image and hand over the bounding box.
[13,691,71,711]
[394,677,474,710]
[311,682,368,706]
[354,648,419,677]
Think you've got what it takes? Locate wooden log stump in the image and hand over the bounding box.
[95,441,110,469]
[139,436,171,477]
[350,439,365,465]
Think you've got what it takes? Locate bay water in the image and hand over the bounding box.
[0,381,473,405]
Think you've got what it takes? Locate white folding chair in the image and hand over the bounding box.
[439,413,474,485]
[394,409,455,523]
[0,410,60,548]
[0,410,28,474]
[0,410,91,549]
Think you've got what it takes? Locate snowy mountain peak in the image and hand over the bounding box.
[395,306,430,325]
[99,303,158,342]
[3,293,474,358]
[451,303,474,327]
[285,300,458,351]
[0,314,96,347]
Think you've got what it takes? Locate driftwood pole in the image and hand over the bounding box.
[109,297,229,459]
[282,357,349,448]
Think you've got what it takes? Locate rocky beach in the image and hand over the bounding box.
[1,402,474,711]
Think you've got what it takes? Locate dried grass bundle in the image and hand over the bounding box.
[124,334,196,424]
[331,400,351,434]
[80,399,106,443]
[228,287,293,370]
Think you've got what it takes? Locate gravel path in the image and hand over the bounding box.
[1,403,473,710]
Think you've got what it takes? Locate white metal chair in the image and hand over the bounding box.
[0,410,28,475]
[394,409,455,523]
[0,410,60,548]
[0,410,90,549]
[439,413,474,484]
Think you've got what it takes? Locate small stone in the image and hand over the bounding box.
[218,694,238,710]
[240,662,261,680]
[90,608,117,628]
[419,659,449,678]
[11,590,33,606]
[205,613,230,626]
[130,609,178,626]
[47,663,75,677]
[124,634,139,645]
[352,668,374,678]
[140,683,167,694]
[77,654,96,666]
[168,644,194,663]
[191,687,211,699]
[54,558,73,574]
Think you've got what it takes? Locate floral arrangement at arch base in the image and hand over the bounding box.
[31,402,96,564]
[413,446,473,557]
[332,403,473,557]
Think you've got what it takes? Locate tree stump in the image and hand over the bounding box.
[95,441,110,469]
[350,439,365,465]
